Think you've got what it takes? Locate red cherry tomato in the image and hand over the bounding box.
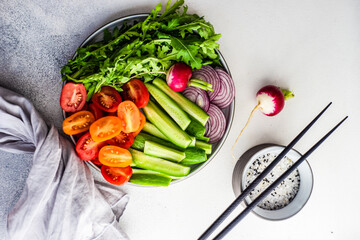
[60,82,87,112]
[101,165,132,185]
[75,132,106,161]
[88,103,104,120]
[92,86,122,112]
[120,79,149,108]
[106,131,135,149]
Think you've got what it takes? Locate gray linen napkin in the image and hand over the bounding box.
[0,86,129,240]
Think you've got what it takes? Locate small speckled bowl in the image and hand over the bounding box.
[232,144,313,221]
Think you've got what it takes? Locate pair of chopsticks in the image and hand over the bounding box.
[199,102,347,240]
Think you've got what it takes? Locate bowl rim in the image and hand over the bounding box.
[62,13,235,187]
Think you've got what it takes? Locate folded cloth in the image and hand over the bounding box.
[0,86,129,240]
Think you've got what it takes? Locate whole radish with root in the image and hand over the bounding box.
[231,85,294,159]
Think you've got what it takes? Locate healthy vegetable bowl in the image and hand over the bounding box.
[60,1,234,187]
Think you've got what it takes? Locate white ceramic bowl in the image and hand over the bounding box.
[232,144,313,220]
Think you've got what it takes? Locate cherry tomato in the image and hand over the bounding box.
[117,100,141,133]
[131,112,146,136]
[101,165,132,185]
[88,103,104,120]
[63,110,95,135]
[98,145,132,167]
[91,157,102,166]
[120,79,149,108]
[60,82,87,112]
[89,116,123,142]
[75,132,106,161]
[92,86,122,112]
[106,131,134,149]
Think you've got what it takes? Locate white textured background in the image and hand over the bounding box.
[1,0,360,239]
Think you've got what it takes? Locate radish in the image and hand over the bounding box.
[166,63,213,92]
[231,85,294,159]
[132,62,214,92]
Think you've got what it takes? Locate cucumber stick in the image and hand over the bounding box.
[132,132,185,151]
[195,140,212,154]
[144,141,185,162]
[152,78,209,126]
[196,135,210,142]
[132,133,206,163]
[142,122,168,140]
[130,169,172,187]
[129,148,190,177]
[146,83,191,130]
[181,148,207,165]
[142,122,196,147]
[143,100,192,149]
[186,119,206,138]
[189,136,196,147]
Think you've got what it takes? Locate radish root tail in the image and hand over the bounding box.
[231,103,261,160]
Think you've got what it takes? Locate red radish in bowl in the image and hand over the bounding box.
[231,85,294,159]
[166,62,214,92]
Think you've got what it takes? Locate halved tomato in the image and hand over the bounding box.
[120,79,149,108]
[92,86,122,112]
[60,82,87,112]
[117,100,141,133]
[63,110,95,135]
[101,165,132,185]
[75,132,106,161]
[89,116,123,142]
[98,145,132,167]
[88,103,104,120]
[106,131,135,149]
[131,112,146,136]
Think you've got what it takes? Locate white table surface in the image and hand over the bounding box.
[1,0,359,239]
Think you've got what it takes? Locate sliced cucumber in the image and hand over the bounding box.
[152,78,209,126]
[143,100,192,148]
[186,118,206,138]
[196,135,210,142]
[130,169,172,186]
[144,141,185,162]
[181,147,207,165]
[142,122,168,141]
[146,83,191,130]
[129,148,190,177]
[189,136,196,147]
[195,140,212,154]
[132,132,185,151]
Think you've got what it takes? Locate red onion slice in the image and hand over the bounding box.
[205,104,226,144]
[182,87,198,102]
[192,65,221,101]
[211,68,235,109]
[182,87,210,112]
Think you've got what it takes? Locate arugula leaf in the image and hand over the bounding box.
[170,36,202,69]
[61,0,222,96]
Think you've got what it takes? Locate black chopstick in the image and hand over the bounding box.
[213,115,348,240]
[198,102,332,240]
